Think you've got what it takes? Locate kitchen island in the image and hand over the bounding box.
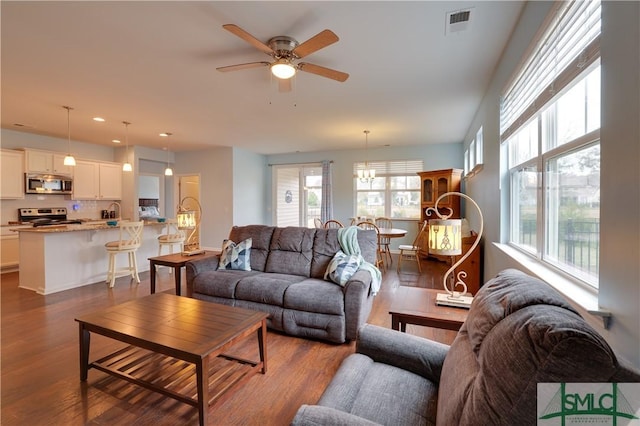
[13,221,167,295]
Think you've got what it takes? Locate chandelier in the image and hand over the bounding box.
[358,130,376,183]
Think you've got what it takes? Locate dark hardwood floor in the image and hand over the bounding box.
[1,255,454,426]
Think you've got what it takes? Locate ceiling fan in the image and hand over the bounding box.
[216,24,349,92]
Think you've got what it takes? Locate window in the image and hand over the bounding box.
[502,1,601,289]
[353,160,423,219]
[273,164,322,228]
[465,126,484,178]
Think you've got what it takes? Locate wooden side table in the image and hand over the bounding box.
[148,251,218,296]
[389,287,469,332]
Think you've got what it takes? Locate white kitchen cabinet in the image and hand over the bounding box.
[72,160,99,199]
[98,163,122,200]
[1,149,25,199]
[72,160,122,200]
[25,149,72,175]
[1,229,20,272]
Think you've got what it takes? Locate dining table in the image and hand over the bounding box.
[374,227,408,268]
[376,227,408,239]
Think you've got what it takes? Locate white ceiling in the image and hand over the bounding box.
[1,1,524,155]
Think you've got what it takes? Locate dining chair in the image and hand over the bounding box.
[375,217,393,265]
[356,221,385,272]
[324,219,344,229]
[397,220,428,274]
[314,218,324,228]
[104,221,144,288]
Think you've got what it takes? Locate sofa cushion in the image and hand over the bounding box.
[310,228,378,279]
[324,251,362,286]
[436,269,626,425]
[310,228,343,278]
[284,278,345,315]
[192,269,258,298]
[265,227,315,277]
[228,225,275,272]
[317,353,437,426]
[219,238,252,271]
[464,268,579,354]
[235,272,306,306]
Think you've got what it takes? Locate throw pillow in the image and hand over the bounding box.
[324,251,362,286]
[220,238,252,271]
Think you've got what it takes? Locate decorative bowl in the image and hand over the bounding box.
[106,220,118,227]
[157,218,166,223]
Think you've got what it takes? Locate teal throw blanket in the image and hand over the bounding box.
[337,226,382,295]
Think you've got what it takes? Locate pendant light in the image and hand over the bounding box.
[122,121,132,172]
[62,106,76,166]
[358,130,376,183]
[162,132,173,176]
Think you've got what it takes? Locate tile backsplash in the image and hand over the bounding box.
[1,195,120,224]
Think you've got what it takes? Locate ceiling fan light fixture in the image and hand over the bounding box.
[271,60,296,79]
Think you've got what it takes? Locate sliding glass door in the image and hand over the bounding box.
[272,164,322,227]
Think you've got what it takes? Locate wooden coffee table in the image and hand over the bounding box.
[389,287,469,332]
[75,293,268,426]
[148,250,218,296]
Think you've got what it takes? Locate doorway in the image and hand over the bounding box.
[272,164,322,227]
[176,175,201,245]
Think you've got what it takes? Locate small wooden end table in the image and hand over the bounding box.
[148,251,218,296]
[389,287,469,332]
[75,293,268,426]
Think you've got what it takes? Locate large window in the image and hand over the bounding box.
[502,1,601,289]
[353,160,423,219]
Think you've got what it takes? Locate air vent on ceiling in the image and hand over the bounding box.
[445,8,473,35]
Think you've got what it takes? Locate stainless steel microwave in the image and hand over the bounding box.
[25,173,73,194]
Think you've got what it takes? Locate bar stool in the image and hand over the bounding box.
[105,221,144,288]
[157,219,185,255]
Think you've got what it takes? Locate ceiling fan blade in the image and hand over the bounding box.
[278,78,292,93]
[292,29,339,59]
[216,62,271,72]
[222,24,274,55]
[298,62,349,82]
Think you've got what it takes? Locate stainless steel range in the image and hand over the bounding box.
[18,207,82,227]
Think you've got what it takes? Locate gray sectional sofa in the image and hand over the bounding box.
[292,269,640,425]
[185,224,378,343]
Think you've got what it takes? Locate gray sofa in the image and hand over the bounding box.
[292,269,640,425]
[185,224,378,343]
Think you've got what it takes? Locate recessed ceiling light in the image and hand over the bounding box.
[93,117,105,122]
[159,132,170,137]
[112,139,121,144]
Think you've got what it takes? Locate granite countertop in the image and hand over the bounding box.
[9,220,166,233]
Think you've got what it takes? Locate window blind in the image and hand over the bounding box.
[353,160,423,176]
[500,0,601,141]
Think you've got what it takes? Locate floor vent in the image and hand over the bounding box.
[445,8,473,35]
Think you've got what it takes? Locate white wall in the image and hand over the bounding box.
[1,128,115,161]
[174,147,233,251]
[463,1,640,367]
[232,147,268,226]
